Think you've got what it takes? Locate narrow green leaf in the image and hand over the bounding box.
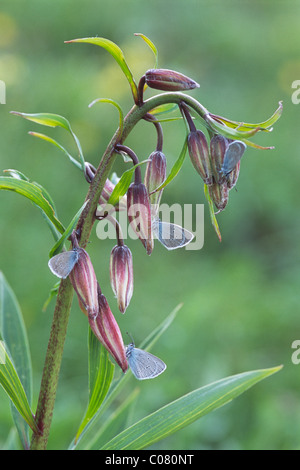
[0,342,38,435]
[11,111,85,169]
[134,33,158,68]
[28,132,82,170]
[149,103,178,116]
[65,37,138,102]
[74,329,115,444]
[204,184,222,242]
[107,160,149,207]
[0,272,34,447]
[101,366,282,450]
[150,136,188,196]
[49,200,89,257]
[0,176,65,234]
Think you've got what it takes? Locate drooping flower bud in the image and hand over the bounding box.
[69,248,99,318]
[210,134,228,184]
[127,182,153,255]
[208,182,229,213]
[110,244,133,314]
[88,292,128,373]
[145,69,200,92]
[226,161,240,190]
[187,130,213,185]
[144,150,167,217]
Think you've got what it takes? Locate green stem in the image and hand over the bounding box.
[30,91,206,450]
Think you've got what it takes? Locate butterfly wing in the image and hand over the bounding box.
[127,347,166,380]
[48,250,79,279]
[153,219,194,250]
[222,141,246,176]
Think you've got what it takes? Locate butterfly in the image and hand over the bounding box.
[152,217,194,250]
[48,249,79,279]
[220,140,246,181]
[126,341,167,380]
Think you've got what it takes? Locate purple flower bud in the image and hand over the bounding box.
[210,134,228,184]
[127,182,153,255]
[144,150,167,212]
[69,248,99,318]
[110,245,134,314]
[208,182,229,213]
[88,292,128,373]
[145,69,200,91]
[226,161,240,190]
[188,130,213,185]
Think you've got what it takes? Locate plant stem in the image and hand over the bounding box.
[30,91,207,450]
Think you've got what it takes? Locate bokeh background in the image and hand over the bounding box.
[0,0,299,450]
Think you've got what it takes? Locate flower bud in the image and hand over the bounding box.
[145,68,200,92]
[110,244,134,314]
[188,130,213,185]
[210,134,228,184]
[144,150,167,215]
[127,182,153,255]
[208,182,229,213]
[88,292,128,373]
[69,248,99,318]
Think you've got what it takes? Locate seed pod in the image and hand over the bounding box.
[110,244,134,314]
[188,130,213,185]
[145,68,200,92]
[127,182,153,255]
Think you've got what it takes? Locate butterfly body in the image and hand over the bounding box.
[219,140,246,182]
[152,217,194,250]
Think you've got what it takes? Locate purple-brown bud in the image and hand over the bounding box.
[145,68,200,92]
[144,150,167,214]
[110,244,134,314]
[210,134,228,184]
[208,182,229,213]
[127,182,153,255]
[69,248,99,318]
[188,130,213,185]
[88,292,128,373]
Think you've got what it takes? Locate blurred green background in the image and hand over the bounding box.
[0,0,299,450]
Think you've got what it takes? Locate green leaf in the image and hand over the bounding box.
[150,136,188,196]
[101,366,282,450]
[49,200,89,257]
[134,33,158,68]
[0,176,65,234]
[89,98,124,141]
[0,273,39,438]
[107,160,149,208]
[204,184,222,242]
[65,37,138,103]
[74,329,115,444]
[0,272,34,448]
[11,111,85,169]
[28,132,82,170]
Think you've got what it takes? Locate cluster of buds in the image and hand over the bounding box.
[57,232,129,373]
[182,103,245,213]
